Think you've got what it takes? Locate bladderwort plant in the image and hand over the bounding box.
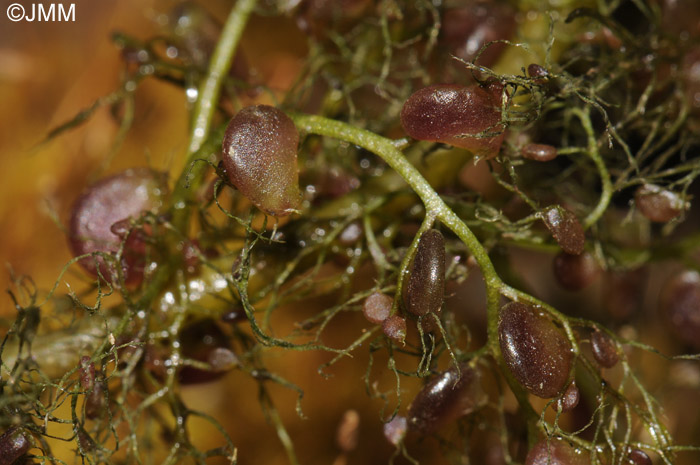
[2,0,700,464]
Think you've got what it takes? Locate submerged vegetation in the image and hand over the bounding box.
[2,0,700,463]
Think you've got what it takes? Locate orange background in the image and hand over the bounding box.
[1,1,699,464]
[0,2,408,464]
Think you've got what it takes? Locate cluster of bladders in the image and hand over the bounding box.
[48,77,690,464]
[6,0,700,463]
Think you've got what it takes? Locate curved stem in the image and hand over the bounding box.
[574,107,613,230]
[291,114,500,283]
[138,0,257,309]
[289,113,504,348]
[391,213,436,316]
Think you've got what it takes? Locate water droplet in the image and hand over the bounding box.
[186,87,198,102]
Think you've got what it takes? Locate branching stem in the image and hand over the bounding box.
[138,0,257,309]
[171,0,258,232]
[573,107,613,230]
[289,113,504,350]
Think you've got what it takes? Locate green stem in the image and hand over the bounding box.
[363,212,392,281]
[291,114,499,282]
[289,113,504,347]
[391,213,436,316]
[136,0,257,310]
[171,0,258,232]
[574,107,613,230]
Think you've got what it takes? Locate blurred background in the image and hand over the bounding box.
[0,0,188,313]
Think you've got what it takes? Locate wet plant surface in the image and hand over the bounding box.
[2,0,700,464]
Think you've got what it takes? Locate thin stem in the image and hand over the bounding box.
[136,0,257,311]
[391,213,436,316]
[363,212,393,281]
[574,107,613,230]
[290,114,500,285]
[171,0,258,232]
[289,113,504,351]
